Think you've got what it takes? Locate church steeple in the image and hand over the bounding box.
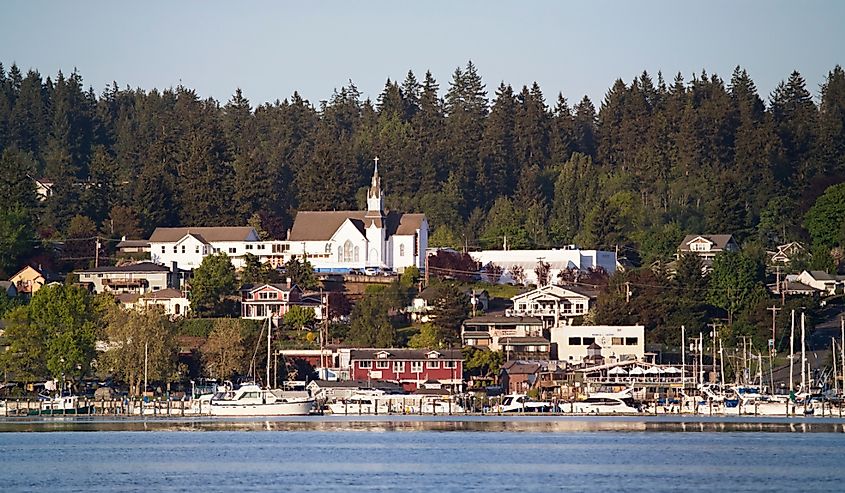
[366,156,383,214]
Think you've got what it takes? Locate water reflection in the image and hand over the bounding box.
[2,415,845,433]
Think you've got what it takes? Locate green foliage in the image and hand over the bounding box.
[428,283,469,345]
[0,284,98,383]
[201,318,246,380]
[399,266,420,288]
[804,183,845,249]
[240,252,279,285]
[408,323,442,349]
[706,252,766,324]
[0,205,35,276]
[191,252,237,316]
[462,346,503,380]
[284,305,316,330]
[284,257,317,290]
[347,291,395,347]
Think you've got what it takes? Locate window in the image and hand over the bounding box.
[338,247,342,261]
[181,245,186,254]
[393,361,406,372]
[195,246,200,254]
[376,360,389,369]
[426,361,439,369]
[625,337,638,346]
[359,361,372,369]
[343,240,353,262]
[411,361,423,373]
[229,247,236,254]
[161,246,166,253]
[538,345,548,352]
[568,337,581,345]
[575,304,584,313]
[443,361,457,369]
[246,244,253,250]
[399,244,405,257]
[612,337,624,346]
[354,246,359,262]
[174,304,180,315]
[582,337,595,345]
[172,246,177,253]
[325,243,332,253]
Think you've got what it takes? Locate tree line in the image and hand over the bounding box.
[2,61,845,276]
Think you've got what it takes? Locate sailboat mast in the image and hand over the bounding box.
[790,310,794,392]
[832,338,838,396]
[801,312,806,393]
[266,315,271,389]
[719,337,725,386]
[681,326,686,387]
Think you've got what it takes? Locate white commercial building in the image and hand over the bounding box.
[469,247,617,285]
[550,325,644,363]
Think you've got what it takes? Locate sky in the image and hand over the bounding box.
[1,0,843,108]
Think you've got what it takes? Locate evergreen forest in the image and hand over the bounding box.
[2,61,845,275]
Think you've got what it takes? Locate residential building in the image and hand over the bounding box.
[9,265,54,296]
[499,361,544,394]
[469,246,617,285]
[768,241,807,264]
[507,284,598,327]
[677,234,740,261]
[345,348,463,391]
[550,325,645,363]
[31,176,54,201]
[499,336,551,360]
[116,237,151,255]
[796,271,842,296]
[76,262,183,294]
[461,315,545,352]
[135,288,190,317]
[240,282,304,320]
[149,226,261,270]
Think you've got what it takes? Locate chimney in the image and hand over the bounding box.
[286,277,292,288]
[121,235,127,241]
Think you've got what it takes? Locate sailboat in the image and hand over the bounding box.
[203,316,315,416]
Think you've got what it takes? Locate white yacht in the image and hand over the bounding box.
[201,383,315,416]
[567,390,641,414]
[495,394,556,413]
[327,392,396,415]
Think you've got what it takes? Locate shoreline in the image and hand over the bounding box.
[3,414,845,433]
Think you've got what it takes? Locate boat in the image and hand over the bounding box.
[203,383,314,416]
[28,394,95,416]
[567,390,641,414]
[495,394,556,413]
[327,392,394,415]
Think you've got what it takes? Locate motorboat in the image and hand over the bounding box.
[201,383,315,416]
[567,390,641,414]
[495,394,556,413]
[327,392,395,415]
[28,394,95,416]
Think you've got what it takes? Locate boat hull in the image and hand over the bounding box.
[206,399,315,416]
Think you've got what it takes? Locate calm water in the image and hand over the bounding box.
[2,417,844,492]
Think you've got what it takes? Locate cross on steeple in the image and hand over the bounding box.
[373,156,379,170]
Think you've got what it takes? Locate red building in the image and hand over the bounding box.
[240,282,303,319]
[347,348,463,391]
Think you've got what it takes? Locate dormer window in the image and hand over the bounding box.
[426,351,441,359]
[376,351,390,359]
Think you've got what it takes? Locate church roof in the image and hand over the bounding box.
[288,211,426,241]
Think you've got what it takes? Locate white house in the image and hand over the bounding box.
[135,288,191,318]
[469,247,617,286]
[550,325,644,363]
[796,271,842,296]
[677,234,740,260]
[149,226,260,270]
[507,284,598,328]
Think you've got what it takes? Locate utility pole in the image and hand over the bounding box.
[94,236,101,268]
[767,305,781,356]
[424,251,430,287]
[625,282,631,303]
[840,316,844,396]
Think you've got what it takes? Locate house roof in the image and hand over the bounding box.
[807,270,837,281]
[463,315,544,325]
[77,262,170,274]
[288,211,426,241]
[244,283,300,294]
[349,348,462,360]
[501,361,544,374]
[114,293,140,304]
[149,226,257,243]
[116,239,151,248]
[782,281,818,293]
[511,284,597,302]
[679,234,737,251]
[142,288,185,300]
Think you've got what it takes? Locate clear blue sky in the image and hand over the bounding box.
[1,0,843,108]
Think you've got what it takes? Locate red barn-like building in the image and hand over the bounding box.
[347,348,463,392]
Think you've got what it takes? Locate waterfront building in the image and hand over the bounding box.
[550,325,645,362]
[343,348,463,392]
[76,262,184,294]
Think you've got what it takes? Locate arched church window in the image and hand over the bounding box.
[325,243,332,253]
[354,246,360,262]
[343,240,353,262]
[399,244,405,257]
[338,246,342,261]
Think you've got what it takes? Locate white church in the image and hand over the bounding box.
[148,159,428,273]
